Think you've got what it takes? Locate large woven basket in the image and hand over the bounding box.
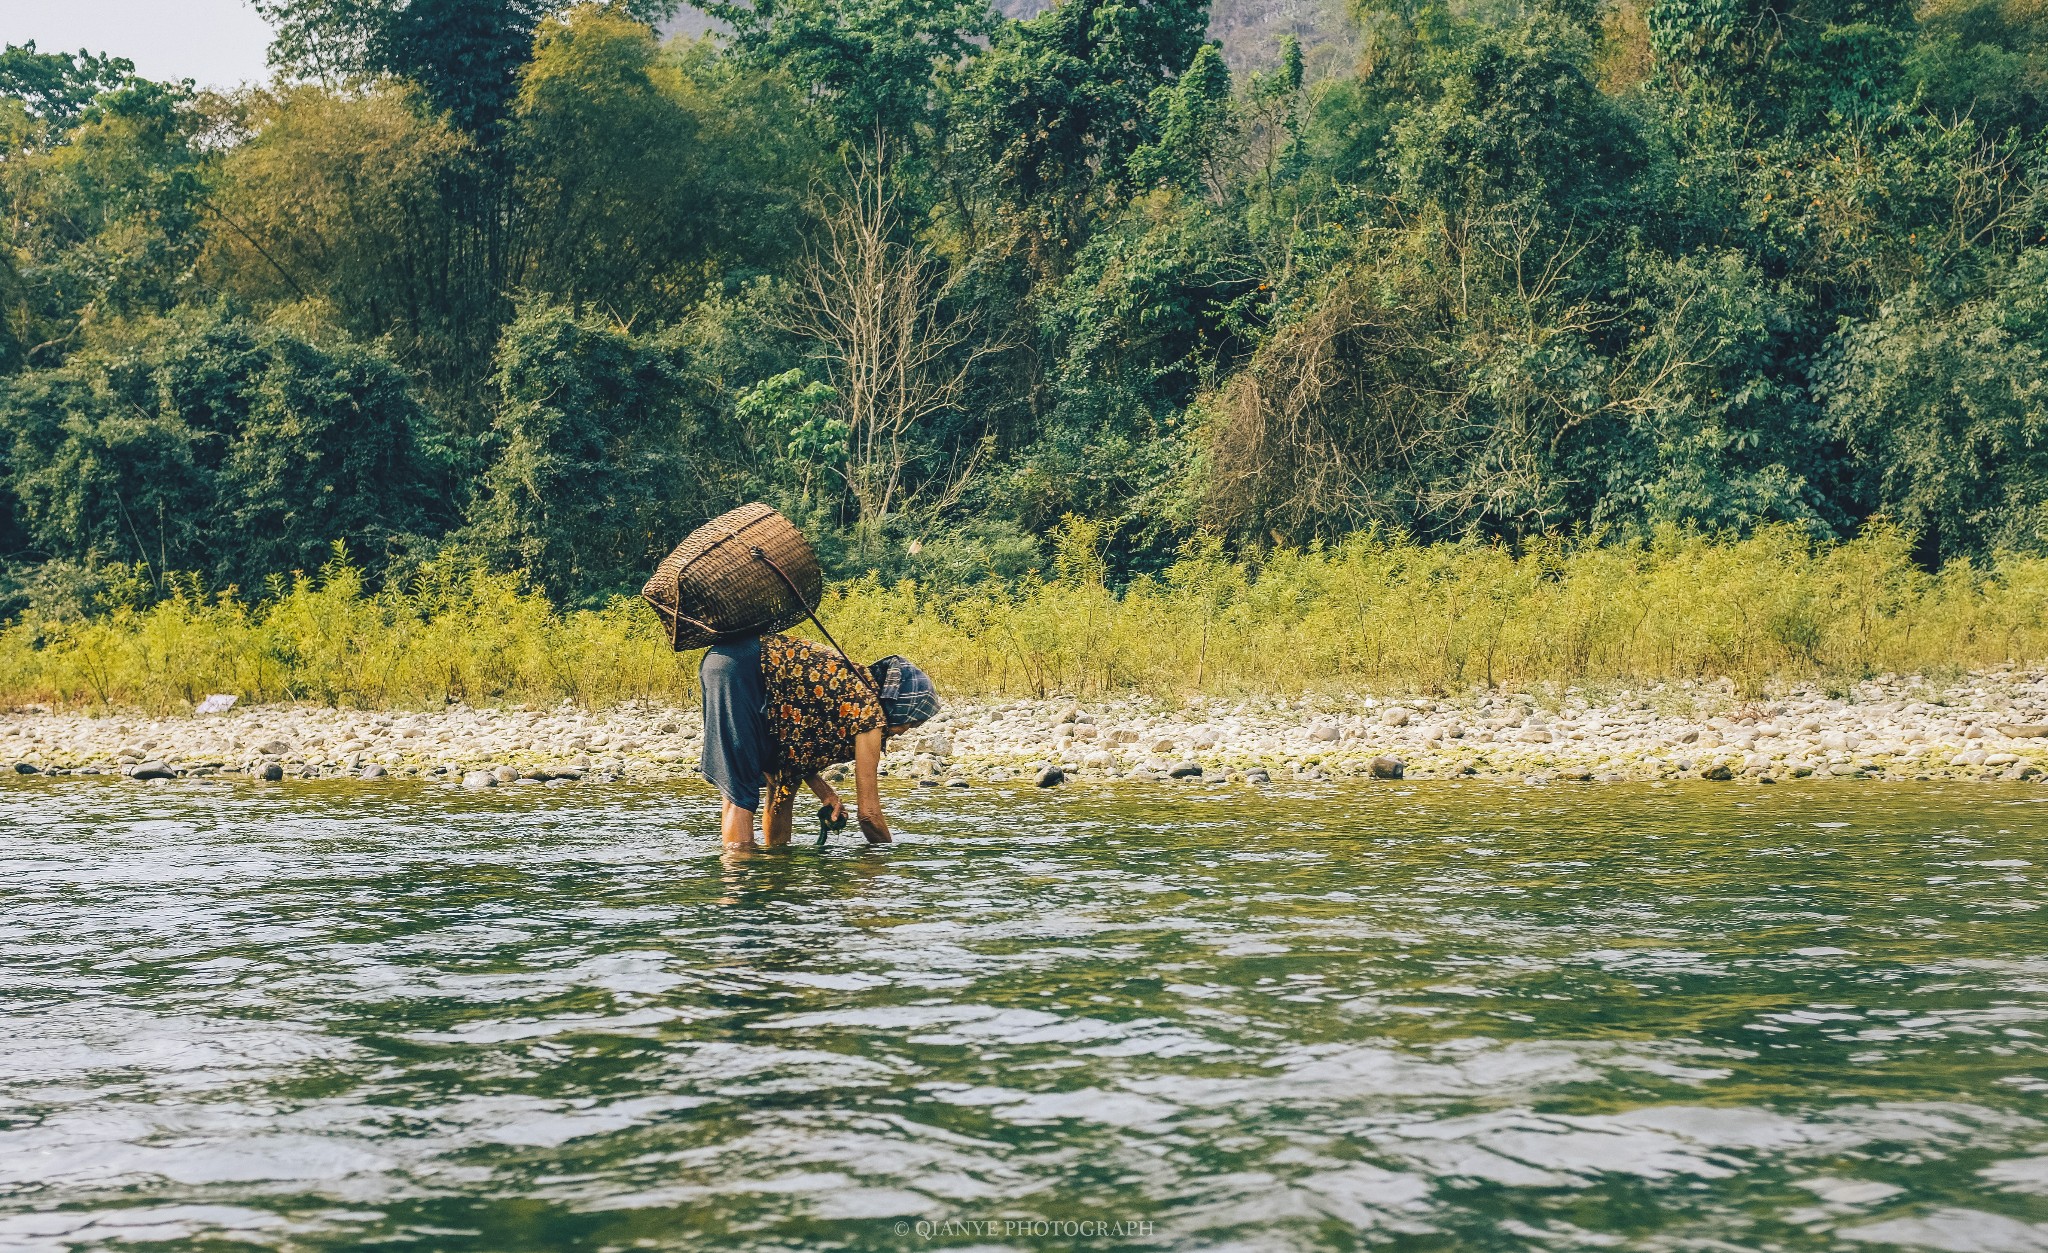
[641,503,824,651]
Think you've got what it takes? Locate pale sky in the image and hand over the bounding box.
[2,0,277,91]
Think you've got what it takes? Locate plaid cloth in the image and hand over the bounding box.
[869,655,940,726]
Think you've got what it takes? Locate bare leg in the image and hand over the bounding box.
[721,798,757,852]
[764,789,795,850]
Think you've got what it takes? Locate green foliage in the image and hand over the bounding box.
[0,77,209,375]
[1587,247,1833,537]
[513,11,817,321]
[1129,44,1235,194]
[1391,15,1642,225]
[1646,0,1921,130]
[0,307,449,590]
[199,83,485,415]
[705,0,994,148]
[255,0,680,135]
[1821,250,2048,558]
[461,304,729,607]
[0,42,135,127]
[955,0,1210,268]
[1909,1,2048,137]
[735,369,848,499]
[199,8,818,428]
[1005,192,1258,568]
[7,0,2048,670]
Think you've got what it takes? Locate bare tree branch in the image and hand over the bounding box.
[784,134,1006,541]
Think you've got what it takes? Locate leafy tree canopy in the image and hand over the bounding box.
[0,42,136,129]
[5,0,2048,609]
[704,0,995,148]
[254,0,680,134]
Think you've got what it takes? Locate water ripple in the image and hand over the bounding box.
[3,779,2048,1249]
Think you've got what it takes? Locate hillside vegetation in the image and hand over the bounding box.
[1,0,2046,703]
[4,526,2044,711]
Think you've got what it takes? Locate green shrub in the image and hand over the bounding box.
[0,307,449,591]
[460,304,735,609]
[7,526,2048,712]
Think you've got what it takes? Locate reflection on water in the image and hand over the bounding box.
[4,777,2048,1250]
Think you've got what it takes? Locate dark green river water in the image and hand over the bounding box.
[5,777,2048,1251]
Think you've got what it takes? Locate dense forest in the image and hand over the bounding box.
[1,0,2045,619]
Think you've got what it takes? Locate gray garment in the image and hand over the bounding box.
[698,637,766,812]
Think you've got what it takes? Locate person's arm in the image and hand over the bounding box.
[852,726,891,843]
[806,772,844,824]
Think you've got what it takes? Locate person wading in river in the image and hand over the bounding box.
[698,634,939,852]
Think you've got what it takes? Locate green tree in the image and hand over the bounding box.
[462,304,732,606]
[704,0,994,151]
[201,84,477,405]
[1645,0,1917,131]
[1909,1,2048,138]
[0,308,449,587]
[1584,248,1834,538]
[954,0,1211,275]
[0,42,135,127]
[220,6,817,428]
[734,368,847,502]
[1007,192,1258,569]
[512,9,708,316]
[1129,43,1234,195]
[1821,251,2048,558]
[244,2,685,424]
[0,78,210,375]
[256,0,678,136]
[1391,15,1643,229]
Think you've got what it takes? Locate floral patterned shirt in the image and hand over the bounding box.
[759,633,883,809]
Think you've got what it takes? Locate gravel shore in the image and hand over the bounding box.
[7,668,2048,788]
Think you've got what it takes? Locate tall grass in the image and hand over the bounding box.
[6,524,2046,712]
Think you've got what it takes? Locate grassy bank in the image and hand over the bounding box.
[6,525,2047,713]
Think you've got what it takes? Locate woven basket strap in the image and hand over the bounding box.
[675,612,717,639]
[750,545,885,706]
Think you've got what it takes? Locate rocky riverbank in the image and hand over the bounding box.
[5,668,2048,788]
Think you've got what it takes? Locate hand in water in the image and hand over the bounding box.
[858,806,893,844]
[815,800,849,847]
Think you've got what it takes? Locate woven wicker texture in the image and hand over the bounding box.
[641,503,824,651]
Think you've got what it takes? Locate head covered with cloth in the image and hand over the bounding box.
[869,655,940,730]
